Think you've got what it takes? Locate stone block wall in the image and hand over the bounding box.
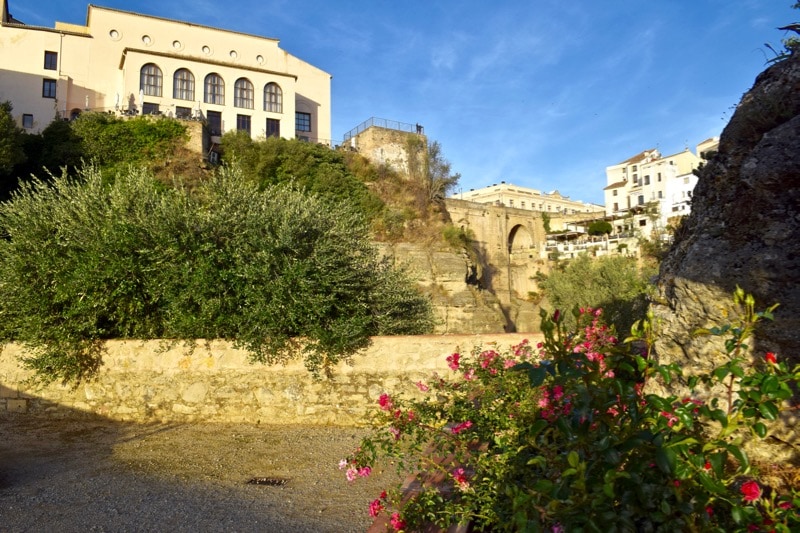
[0,334,540,426]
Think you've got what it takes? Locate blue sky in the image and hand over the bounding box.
[16,1,798,204]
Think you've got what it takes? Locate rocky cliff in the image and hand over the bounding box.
[377,243,509,334]
[652,52,800,455]
[653,51,800,367]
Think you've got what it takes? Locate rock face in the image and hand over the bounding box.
[377,243,508,333]
[652,53,800,458]
[653,52,800,369]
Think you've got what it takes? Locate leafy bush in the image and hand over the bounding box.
[71,113,187,177]
[343,290,799,532]
[220,133,385,222]
[0,164,434,382]
[539,254,655,334]
[588,220,612,236]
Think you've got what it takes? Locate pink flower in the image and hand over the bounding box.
[338,459,348,470]
[660,411,678,427]
[451,420,473,434]
[346,467,358,482]
[415,381,429,392]
[446,353,460,371]
[390,512,406,531]
[504,359,517,369]
[553,309,561,322]
[389,426,401,440]
[358,466,372,478]
[378,393,393,411]
[765,352,777,364]
[463,368,476,381]
[379,490,387,500]
[779,500,792,510]
[741,480,761,502]
[453,467,469,488]
[369,498,384,517]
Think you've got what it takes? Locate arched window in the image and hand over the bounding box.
[234,78,254,109]
[173,68,195,101]
[204,73,224,105]
[140,63,162,96]
[264,82,282,113]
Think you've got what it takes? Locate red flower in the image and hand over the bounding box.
[741,480,762,502]
[368,498,384,517]
[446,353,460,371]
[765,352,777,364]
[390,512,406,531]
[704,461,712,471]
[378,393,393,411]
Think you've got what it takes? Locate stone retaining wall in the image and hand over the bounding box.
[0,334,540,425]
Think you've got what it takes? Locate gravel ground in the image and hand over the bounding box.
[0,415,401,532]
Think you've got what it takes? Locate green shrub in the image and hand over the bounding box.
[220,133,385,222]
[539,254,654,334]
[344,290,799,531]
[0,164,433,382]
[588,220,612,236]
[71,113,187,177]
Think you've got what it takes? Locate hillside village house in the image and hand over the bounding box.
[458,182,605,215]
[603,137,719,237]
[0,1,331,158]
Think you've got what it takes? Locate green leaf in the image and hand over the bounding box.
[758,401,779,421]
[527,364,548,387]
[567,451,580,468]
[655,446,676,474]
[752,422,767,438]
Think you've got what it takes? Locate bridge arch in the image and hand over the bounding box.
[508,224,534,252]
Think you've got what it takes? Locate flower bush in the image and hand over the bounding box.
[342,288,800,532]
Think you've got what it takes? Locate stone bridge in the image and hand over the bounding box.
[444,199,592,329]
[444,198,548,310]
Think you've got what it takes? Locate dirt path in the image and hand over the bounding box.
[0,415,400,532]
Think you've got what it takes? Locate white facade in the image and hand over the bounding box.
[458,182,604,215]
[603,138,718,238]
[0,1,331,144]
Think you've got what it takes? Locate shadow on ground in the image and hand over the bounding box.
[0,396,397,532]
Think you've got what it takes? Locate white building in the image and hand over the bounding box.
[458,181,605,215]
[603,138,718,238]
[0,1,331,146]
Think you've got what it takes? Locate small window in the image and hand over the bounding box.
[639,219,647,227]
[236,114,251,134]
[266,118,280,138]
[207,110,222,136]
[632,165,638,171]
[234,78,254,109]
[22,114,33,128]
[264,83,282,113]
[613,202,619,211]
[644,175,650,185]
[42,79,57,98]
[637,195,645,205]
[612,190,617,196]
[142,102,160,115]
[205,73,225,105]
[44,51,58,70]
[175,106,192,119]
[520,201,525,209]
[508,199,514,207]
[658,191,663,199]
[295,112,311,132]
[657,172,662,181]
[140,63,163,96]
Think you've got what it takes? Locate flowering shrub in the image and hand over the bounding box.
[341,288,800,532]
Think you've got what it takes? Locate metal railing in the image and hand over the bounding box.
[342,117,422,142]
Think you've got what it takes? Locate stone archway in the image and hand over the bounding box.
[508,224,533,252]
